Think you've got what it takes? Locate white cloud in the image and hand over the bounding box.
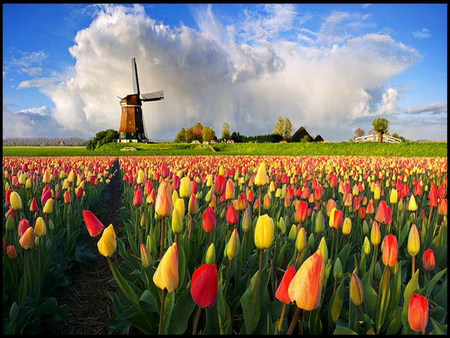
[413,28,432,39]
[16,4,439,141]
[16,105,51,116]
[404,102,446,115]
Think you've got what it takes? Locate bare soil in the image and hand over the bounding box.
[41,159,123,335]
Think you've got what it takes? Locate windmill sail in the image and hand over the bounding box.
[131,58,140,95]
[141,91,164,102]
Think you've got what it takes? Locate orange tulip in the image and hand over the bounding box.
[422,249,435,271]
[155,180,173,217]
[381,234,398,267]
[19,226,35,249]
[288,252,325,311]
[408,293,429,333]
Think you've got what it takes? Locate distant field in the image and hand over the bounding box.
[3,141,447,157]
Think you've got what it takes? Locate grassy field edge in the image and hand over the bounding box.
[2,141,448,157]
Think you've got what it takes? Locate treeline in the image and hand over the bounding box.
[3,137,89,146]
[230,132,284,143]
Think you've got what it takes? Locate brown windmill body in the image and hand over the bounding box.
[118,58,164,143]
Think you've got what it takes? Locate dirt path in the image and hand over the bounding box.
[41,158,123,335]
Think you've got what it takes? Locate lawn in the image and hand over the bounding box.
[2,141,447,157]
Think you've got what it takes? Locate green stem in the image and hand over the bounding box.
[278,303,288,333]
[287,307,301,335]
[259,186,262,216]
[192,305,202,335]
[160,217,165,257]
[159,288,167,335]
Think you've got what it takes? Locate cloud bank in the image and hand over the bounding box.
[12,4,448,141]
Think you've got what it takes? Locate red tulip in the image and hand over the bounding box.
[214,175,226,195]
[428,184,438,207]
[202,207,216,232]
[30,197,39,212]
[41,186,52,205]
[437,198,447,215]
[275,265,296,304]
[82,210,105,237]
[366,199,375,214]
[191,263,218,308]
[63,190,71,204]
[225,204,238,225]
[6,245,17,259]
[133,187,143,206]
[408,293,429,333]
[438,183,446,198]
[381,234,398,267]
[359,207,366,219]
[18,218,30,237]
[294,201,308,223]
[422,249,435,271]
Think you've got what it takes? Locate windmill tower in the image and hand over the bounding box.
[118,58,164,143]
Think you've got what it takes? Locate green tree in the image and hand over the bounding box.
[372,118,390,143]
[273,116,284,137]
[86,129,118,150]
[222,122,231,140]
[202,126,216,142]
[354,128,365,138]
[174,128,187,143]
[283,117,292,140]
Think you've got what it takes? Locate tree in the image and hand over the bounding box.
[372,118,390,143]
[222,122,231,140]
[273,116,293,140]
[86,129,118,150]
[354,128,365,138]
[174,128,187,143]
[202,126,216,142]
[273,116,284,137]
[283,118,292,140]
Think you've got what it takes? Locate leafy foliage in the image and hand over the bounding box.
[86,129,119,150]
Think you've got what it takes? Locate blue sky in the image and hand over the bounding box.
[3,3,447,141]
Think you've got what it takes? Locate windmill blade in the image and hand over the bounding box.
[141,90,164,102]
[131,58,140,95]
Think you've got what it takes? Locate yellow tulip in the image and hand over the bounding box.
[153,243,179,292]
[255,162,269,186]
[407,224,420,256]
[97,224,117,257]
[254,214,274,249]
[34,216,47,237]
[10,191,22,210]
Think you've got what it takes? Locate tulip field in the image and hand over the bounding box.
[2,154,448,335]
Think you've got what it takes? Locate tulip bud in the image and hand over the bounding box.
[275,265,296,304]
[155,180,173,217]
[82,210,105,237]
[225,204,238,225]
[30,197,39,212]
[43,198,54,214]
[19,226,35,249]
[333,257,343,280]
[179,177,191,198]
[408,195,418,211]
[277,217,286,234]
[188,193,199,215]
[191,263,218,308]
[362,220,369,235]
[6,245,17,259]
[6,215,15,232]
[18,218,30,237]
[374,261,382,281]
[390,188,398,204]
[288,224,298,240]
[153,242,179,292]
[97,224,117,257]
[288,252,325,310]
[342,217,352,235]
[350,274,364,306]
[140,243,152,267]
[225,228,240,260]
[34,216,47,237]
[295,227,307,252]
[422,249,435,271]
[202,207,216,232]
[370,221,381,246]
[255,162,269,186]
[317,237,328,262]
[171,208,183,234]
[408,293,429,333]
[10,191,22,210]
[407,224,420,256]
[205,243,215,264]
[242,207,252,232]
[254,214,274,249]
[314,210,325,233]
[363,236,371,255]
[381,234,398,267]
[437,198,447,215]
[174,198,185,219]
[133,187,143,206]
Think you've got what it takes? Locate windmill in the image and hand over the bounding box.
[118,58,164,143]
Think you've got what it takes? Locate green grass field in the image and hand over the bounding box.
[3,141,447,157]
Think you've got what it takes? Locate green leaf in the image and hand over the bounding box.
[334,325,358,335]
[163,290,176,334]
[168,288,196,334]
[375,266,391,333]
[107,258,140,308]
[422,267,447,297]
[362,272,378,321]
[385,306,403,335]
[177,244,187,291]
[330,280,345,323]
[240,270,261,334]
[430,317,446,335]
[139,290,158,313]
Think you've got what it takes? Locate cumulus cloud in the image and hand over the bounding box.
[15,4,443,141]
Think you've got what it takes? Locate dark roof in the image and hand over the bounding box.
[290,126,312,142]
[314,134,324,142]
